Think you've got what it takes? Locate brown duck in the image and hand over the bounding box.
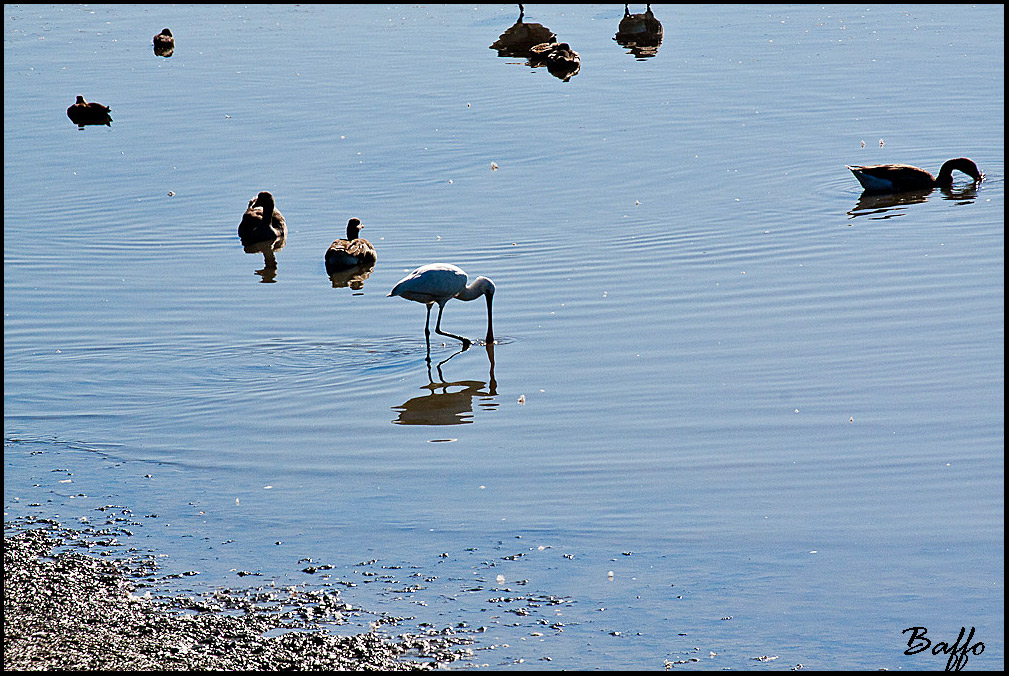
[153,28,174,56]
[614,4,663,57]
[545,43,580,79]
[238,191,287,245]
[325,218,377,272]
[66,96,112,126]
[847,158,983,193]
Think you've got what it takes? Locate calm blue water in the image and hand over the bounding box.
[4,4,1003,670]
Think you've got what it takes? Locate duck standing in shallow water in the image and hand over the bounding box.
[66,96,112,127]
[847,158,983,193]
[389,263,495,350]
[325,218,377,273]
[238,191,287,246]
[153,28,174,57]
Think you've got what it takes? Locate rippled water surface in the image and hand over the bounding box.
[4,4,1004,670]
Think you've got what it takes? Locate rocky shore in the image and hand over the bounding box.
[4,516,474,671]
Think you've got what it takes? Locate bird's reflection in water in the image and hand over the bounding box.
[243,236,286,283]
[614,4,663,58]
[847,185,980,221]
[328,262,375,291]
[392,344,498,426]
[490,4,556,57]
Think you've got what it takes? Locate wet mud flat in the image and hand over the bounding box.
[3,516,474,671]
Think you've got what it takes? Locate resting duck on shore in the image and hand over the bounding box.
[238,191,287,245]
[847,158,983,193]
[325,218,377,273]
[66,96,112,126]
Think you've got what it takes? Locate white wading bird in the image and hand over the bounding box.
[389,263,495,349]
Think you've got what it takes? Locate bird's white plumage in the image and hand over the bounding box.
[389,263,495,348]
[389,263,469,304]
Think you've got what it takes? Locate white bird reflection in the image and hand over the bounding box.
[391,344,498,426]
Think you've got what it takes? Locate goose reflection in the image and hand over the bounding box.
[328,262,375,290]
[490,4,556,57]
[614,4,663,58]
[847,185,980,221]
[392,344,498,426]
[243,237,286,282]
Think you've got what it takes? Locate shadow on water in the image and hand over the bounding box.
[847,185,981,221]
[391,343,498,426]
[614,4,663,59]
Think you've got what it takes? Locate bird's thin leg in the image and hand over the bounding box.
[434,303,471,350]
[423,304,434,361]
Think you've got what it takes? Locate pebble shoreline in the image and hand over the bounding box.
[4,516,474,670]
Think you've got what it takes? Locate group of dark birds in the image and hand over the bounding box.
[490,3,665,82]
[66,24,495,349]
[66,28,174,127]
[64,8,984,349]
[237,190,494,349]
[487,5,985,196]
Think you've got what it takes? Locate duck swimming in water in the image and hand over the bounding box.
[153,28,174,57]
[325,218,377,273]
[527,40,558,66]
[66,96,112,127]
[545,42,580,78]
[614,4,664,58]
[847,158,983,194]
[238,191,287,245]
